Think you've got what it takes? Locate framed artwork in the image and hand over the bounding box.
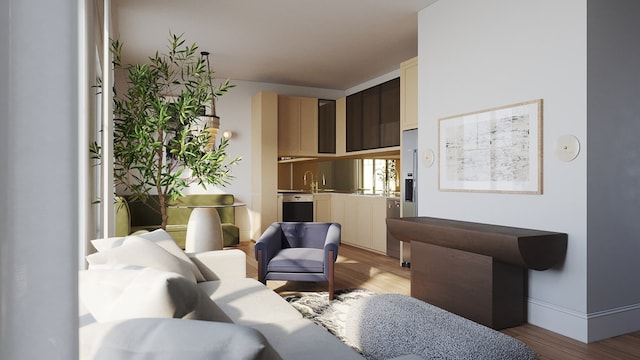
[438,99,543,194]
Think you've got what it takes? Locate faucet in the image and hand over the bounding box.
[303,171,315,191]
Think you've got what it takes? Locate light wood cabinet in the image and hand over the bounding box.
[331,193,346,229]
[251,92,279,240]
[400,57,418,131]
[277,194,283,222]
[313,195,332,222]
[278,95,299,156]
[370,197,387,253]
[278,95,318,157]
[342,196,358,248]
[355,198,373,249]
[331,194,387,254]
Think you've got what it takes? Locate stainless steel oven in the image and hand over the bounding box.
[282,193,314,222]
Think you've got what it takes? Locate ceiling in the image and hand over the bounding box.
[110,0,436,90]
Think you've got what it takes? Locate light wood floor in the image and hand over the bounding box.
[236,241,640,360]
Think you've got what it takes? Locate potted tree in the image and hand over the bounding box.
[93,33,240,230]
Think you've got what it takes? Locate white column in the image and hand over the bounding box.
[0,0,79,358]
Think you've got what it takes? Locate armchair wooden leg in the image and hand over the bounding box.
[328,250,335,300]
[257,249,266,284]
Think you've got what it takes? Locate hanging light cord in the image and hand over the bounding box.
[201,51,216,117]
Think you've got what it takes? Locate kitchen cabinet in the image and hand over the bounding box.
[331,193,346,228]
[355,198,373,249]
[318,99,336,154]
[335,97,347,155]
[251,92,279,239]
[346,78,400,152]
[370,197,388,253]
[355,196,387,253]
[331,194,387,254]
[313,194,332,222]
[278,95,318,157]
[330,194,356,247]
[380,78,401,147]
[400,57,418,130]
[361,86,381,150]
[277,194,283,222]
[345,93,363,152]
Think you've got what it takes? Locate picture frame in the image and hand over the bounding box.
[438,99,543,194]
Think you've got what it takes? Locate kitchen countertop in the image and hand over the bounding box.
[277,189,400,198]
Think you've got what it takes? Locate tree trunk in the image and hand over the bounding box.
[159,193,168,230]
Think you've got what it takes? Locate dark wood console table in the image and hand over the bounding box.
[386,217,567,329]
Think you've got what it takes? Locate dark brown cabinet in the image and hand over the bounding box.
[318,99,336,154]
[380,78,400,147]
[346,93,363,152]
[361,86,381,150]
[346,78,400,152]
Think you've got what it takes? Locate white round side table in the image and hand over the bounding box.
[178,202,245,252]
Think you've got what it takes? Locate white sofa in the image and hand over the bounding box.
[78,230,366,360]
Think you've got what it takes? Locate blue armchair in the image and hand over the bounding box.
[255,222,341,300]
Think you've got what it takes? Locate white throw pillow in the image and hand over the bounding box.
[87,236,196,282]
[80,318,267,360]
[78,267,230,323]
[92,229,206,282]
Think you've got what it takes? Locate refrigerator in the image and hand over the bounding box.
[400,129,418,267]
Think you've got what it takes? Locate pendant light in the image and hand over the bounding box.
[200,51,219,151]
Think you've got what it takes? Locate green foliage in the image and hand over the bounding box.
[95,33,240,228]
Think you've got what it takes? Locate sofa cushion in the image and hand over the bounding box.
[91,229,206,282]
[87,235,197,282]
[198,278,302,326]
[79,267,231,323]
[251,318,364,360]
[267,248,324,273]
[80,318,267,360]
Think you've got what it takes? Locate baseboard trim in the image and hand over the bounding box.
[587,302,640,342]
[527,298,640,343]
[527,298,588,342]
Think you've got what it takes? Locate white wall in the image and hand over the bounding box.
[0,0,79,358]
[419,0,590,341]
[345,69,400,96]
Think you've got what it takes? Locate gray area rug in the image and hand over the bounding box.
[285,291,539,360]
[284,288,374,346]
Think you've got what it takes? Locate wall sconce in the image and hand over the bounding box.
[222,130,233,140]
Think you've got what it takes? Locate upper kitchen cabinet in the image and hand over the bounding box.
[400,57,418,130]
[335,98,347,156]
[346,78,400,152]
[362,85,381,150]
[278,95,318,157]
[318,99,336,154]
[346,92,363,152]
[380,78,401,147]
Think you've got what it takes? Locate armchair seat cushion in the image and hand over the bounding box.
[267,248,324,273]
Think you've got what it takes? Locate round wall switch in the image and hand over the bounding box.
[423,148,435,168]
[555,134,580,162]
